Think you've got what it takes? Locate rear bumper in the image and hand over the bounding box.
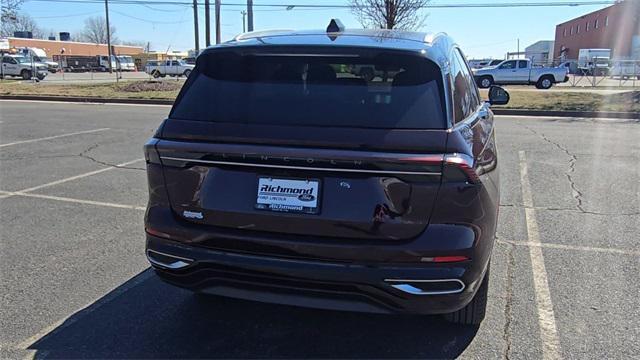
[146,233,490,314]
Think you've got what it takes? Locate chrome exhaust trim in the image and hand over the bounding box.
[385,279,465,295]
[146,249,194,270]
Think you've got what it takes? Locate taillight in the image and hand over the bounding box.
[443,153,480,183]
[143,138,162,164]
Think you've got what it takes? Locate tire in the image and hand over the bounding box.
[183,69,192,78]
[536,76,554,90]
[444,265,489,326]
[477,76,493,89]
[152,70,161,78]
[36,73,46,81]
[360,67,375,82]
[21,69,32,80]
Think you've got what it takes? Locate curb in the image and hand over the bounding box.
[1,95,638,119]
[0,95,173,105]
[492,108,638,120]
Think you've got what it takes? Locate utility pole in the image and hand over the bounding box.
[104,0,113,73]
[241,10,247,33]
[517,38,520,58]
[215,0,221,44]
[247,0,254,32]
[205,0,210,47]
[193,0,200,54]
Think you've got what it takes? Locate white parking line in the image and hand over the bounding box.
[498,239,640,257]
[519,150,562,360]
[0,128,110,148]
[0,191,145,211]
[16,158,144,194]
[1,99,172,108]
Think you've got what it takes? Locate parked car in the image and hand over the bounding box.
[145,59,194,78]
[473,59,569,89]
[117,55,136,71]
[557,60,579,75]
[23,47,59,73]
[578,48,611,76]
[609,61,640,80]
[0,55,48,80]
[468,59,503,70]
[143,20,508,326]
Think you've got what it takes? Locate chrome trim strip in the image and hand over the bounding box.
[146,249,194,270]
[384,278,465,295]
[160,156,442,176]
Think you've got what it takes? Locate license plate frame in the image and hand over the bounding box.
[255,177,321,214]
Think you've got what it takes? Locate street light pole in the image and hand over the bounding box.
[215,0,221,44]
[247,0,253,32]
[241,10,246,33]
[193,0,200,54]
[104,0,113,73]
[205,0,210,47]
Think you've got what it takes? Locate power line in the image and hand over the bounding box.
[111,9,191,23]
[25,0,617,9]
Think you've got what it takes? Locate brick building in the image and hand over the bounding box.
[553,0,640,61]
[5,37,143,58]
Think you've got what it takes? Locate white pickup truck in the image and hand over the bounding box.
[473,59,569,89]
[1,54,48,80]
[145,59,194,78]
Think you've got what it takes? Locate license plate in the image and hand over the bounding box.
[255,177,320,214]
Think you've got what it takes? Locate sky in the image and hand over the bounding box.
[20,0,613,59]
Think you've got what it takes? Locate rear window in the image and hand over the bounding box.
[170,49,446,129]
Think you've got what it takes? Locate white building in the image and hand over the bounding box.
[525,40,555,65]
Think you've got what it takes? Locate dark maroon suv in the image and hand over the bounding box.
[144,22,508,325]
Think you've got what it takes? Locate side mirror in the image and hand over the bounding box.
[488,85,509,106]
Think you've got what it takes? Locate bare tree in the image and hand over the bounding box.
[80,16,118,44]
[1,12,43,38]
[0,0,23,22]
[118,40,147,47]
[350,0,430,30]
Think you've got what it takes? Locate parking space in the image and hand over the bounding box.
[1,100,638,359]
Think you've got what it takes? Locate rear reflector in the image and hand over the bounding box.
[145,227,172,239]
[421,255,469,263]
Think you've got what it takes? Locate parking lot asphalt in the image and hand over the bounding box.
[0,100,638,359]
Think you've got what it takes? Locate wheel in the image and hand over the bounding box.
[477,76,493,89]
[536,76,553,90]
[637,76,640,80]
[444,265,489,326]
[183,69,192,78]
[36,73,46,81]
[360,67,375,82]
[152,70,161,78]
[21,69,32,80]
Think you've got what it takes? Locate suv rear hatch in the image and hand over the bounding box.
[155,46,449,241]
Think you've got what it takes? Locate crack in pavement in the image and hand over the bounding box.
[522,125,586,213]
[499,203,639,216]
[78,143,145,171]
[501,240,515,360]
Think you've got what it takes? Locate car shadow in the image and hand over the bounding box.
[28,269,479,359]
